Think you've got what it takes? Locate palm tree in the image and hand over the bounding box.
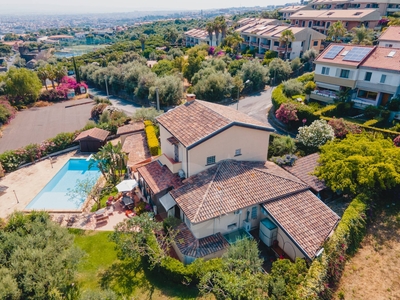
[218,17,228,43]
[351,25,374,45]
[327,21,347,42]
[89,142,127,185]
[302,48,318,71]
[225,32,244,55]
[279,29,295,60]
[54,65,67,86]
[206,22,214,46]
[37,66,48,91]
[139,34,147,52]
[45,64,56,89]
[214,20,221,46]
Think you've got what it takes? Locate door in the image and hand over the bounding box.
[381,93,392,106]
[174,144,179,162]
[175,205,181,219]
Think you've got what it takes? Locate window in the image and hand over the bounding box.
[308,21,313,27]
[227,223,237,230]
[380,74,387,83]
[301,41,304,47]
[313,41,318,46]
[357,90,378,100]
[364,72,372,81]
[274,41,279,46]
[206,155,216,165]
[326,22,330,28]
[321,66,330,75]
[340,69,350,78]
[235,149,241,156]
[251,206,258,219]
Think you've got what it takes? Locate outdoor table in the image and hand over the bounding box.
[121,196,134,209]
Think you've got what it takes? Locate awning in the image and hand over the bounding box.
[159,193,177,212]
[116,180,138,192]
[316,82,340,91]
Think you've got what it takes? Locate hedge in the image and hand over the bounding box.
[144,120,160,156]
[320,116,399,139]
[297,194,369,299]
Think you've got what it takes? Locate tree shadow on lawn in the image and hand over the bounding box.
[98,258,200,299]
[98,258,148,296]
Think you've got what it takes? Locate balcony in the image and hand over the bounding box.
[157,154,182,174]
[260,43,270,49]
[277,47,292,51]
[251,41,259,46]
[387,7,400,12]
[310,90,337,103]
[242,40,250,45]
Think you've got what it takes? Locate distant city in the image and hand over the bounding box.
[0,6,280,34]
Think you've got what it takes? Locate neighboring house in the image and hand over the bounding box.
[378,26,400,48]
[74,128,109,152]
[184,28,220,47]
[306,0,400,16]
[312,43,400,111]
[237,21,326,59]
[289,9,381,34]
[279,5,307,20]
[236,18,280,28]
[135,95,340,263]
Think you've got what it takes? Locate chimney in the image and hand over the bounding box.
[186,94,196,103]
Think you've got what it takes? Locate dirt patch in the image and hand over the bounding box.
[334,205,400,300]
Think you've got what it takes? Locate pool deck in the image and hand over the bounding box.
[0,149,130,230]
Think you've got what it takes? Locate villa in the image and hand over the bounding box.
[135,95,340,264]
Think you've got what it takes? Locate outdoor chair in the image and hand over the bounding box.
[56,215,65,225]
[66,215,77,227]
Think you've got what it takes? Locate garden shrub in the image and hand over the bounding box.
[387,99,400,111]
[363,119,380,127]
[314,105,337,117]
[271,154,298,166]
[276,103,298,124]
[297,120,335,148]
[282,79,304,98]
[291,95,305,102]
[364,105,380,119]
[297,72,314,83]
[380,109,390,122]
[394,135,400,147]
[295,104,320,126]
[144,121,160,156]
[91,103,109,120]
[39,89,65,102]
[268,134,297,157]
[328,118,362,138]
[272,84,290,110]
[0,101,17,125]
[304,81,316,95]
[163,216,181,233]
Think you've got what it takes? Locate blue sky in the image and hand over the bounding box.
[3,0,290,14]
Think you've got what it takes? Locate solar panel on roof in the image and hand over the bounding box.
[342,47,373,62]
[323,45,345,59]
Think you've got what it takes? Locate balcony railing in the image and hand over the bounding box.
[251,41,259,46]
[311,90,338,99]
[277,47,292,51]
[260,43,270,49]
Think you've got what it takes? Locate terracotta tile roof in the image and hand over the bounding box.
[360,47,400,72]
[122,132,151,168]
[283,153,326,193]
[170,160,309,224]
[156,100,273,148]
[174,223,229,258]
[279,5,306,12]
[167,136,180,145]
[116,122,144,135]
[137,160,182,195]
[184,28,209,39]
[74,128,109,142]
[290,9,380,21]
[378,26,400,42]
[262,190,339,259]
[315,43,375,67]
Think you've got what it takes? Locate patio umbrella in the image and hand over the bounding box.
[115,180,138,192]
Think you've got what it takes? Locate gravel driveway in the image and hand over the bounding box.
[0,98,94,153]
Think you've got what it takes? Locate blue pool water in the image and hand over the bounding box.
[26,158,101,211]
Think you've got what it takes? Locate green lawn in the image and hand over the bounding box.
[72,229,206,299]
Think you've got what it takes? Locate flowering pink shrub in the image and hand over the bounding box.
[394,135,400,147]
[56,76,88,98]
[275,103,299,124]
[208,46,215,55]
[328,117,362,138]
[0,100,17,124]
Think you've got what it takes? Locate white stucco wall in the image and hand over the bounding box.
[190,204,263,239]
[186,126,270,177]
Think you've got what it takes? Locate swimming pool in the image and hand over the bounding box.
[25,158,101,211]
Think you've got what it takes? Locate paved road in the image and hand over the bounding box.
[88,86,141,115]
[0,98,94,153]
[227,87,274,125]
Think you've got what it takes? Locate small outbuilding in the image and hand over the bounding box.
[74,128,110,152]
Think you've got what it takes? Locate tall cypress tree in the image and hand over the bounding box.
[72,56,81,83]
